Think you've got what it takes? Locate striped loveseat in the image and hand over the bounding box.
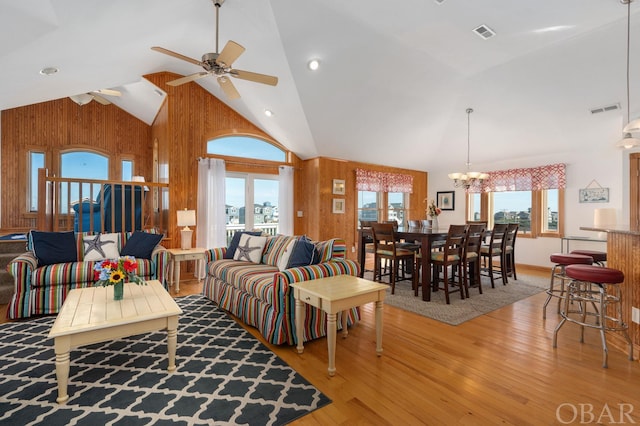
[203,236,360,345]
[6,230,169,319]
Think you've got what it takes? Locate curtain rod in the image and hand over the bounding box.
[197,156,292,168]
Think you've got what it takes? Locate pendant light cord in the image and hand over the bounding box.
[466,108,473,168]
[627,0,632,125]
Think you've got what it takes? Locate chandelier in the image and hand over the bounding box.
[448,108,489,189]
[617,0,640,148]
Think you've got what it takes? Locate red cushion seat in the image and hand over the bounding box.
[565,264,624,284]
[549,253,593,266]
[569,249,607,263]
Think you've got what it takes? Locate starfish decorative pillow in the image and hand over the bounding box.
[233,234,267,264]
[83,233,120,261]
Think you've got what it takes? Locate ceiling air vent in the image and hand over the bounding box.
[434,0,446,4]
[473,24,496,40]
[590,103,620,114]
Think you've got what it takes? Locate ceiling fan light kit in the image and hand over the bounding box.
[448,108,489,189]
[151,0,277,100]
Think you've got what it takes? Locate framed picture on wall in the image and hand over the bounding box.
[332,198,345,214]
[437,191,455,211]
[332,179,346,195]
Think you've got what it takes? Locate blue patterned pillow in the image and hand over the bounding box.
[224,231,262,259]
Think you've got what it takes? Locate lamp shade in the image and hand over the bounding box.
[594,208,616,228]
[177,209,196,227]
[623,118,640,133]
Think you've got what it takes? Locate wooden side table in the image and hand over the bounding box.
[167,247,207,293]
[291,275,388,377]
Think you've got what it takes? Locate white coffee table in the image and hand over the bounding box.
[47,280,182,404]
[291,275,387,376]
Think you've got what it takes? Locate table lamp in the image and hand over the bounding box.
[177,208,196,250]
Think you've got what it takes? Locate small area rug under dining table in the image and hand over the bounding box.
[364,272,548,325]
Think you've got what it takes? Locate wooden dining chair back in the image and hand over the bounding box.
[504,223,519,281]
[480,223,509,288]
[463,223,486,297]
[431,224,468,304]
[466,220,488,226]
[360,220,377,273]
[371,222,416,294]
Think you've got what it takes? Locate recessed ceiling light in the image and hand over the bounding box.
[308,59,320,71]
[39,67,59,76]
[264,109,274,117]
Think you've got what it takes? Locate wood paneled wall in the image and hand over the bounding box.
[144,72,286,247]
[298,157,428,261]
[0,72,429,258]
[0,99,151,232]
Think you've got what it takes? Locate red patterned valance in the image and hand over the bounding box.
[355,169,413,193]
[469,163,565,193]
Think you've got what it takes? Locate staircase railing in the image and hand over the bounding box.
[36,168,170,236]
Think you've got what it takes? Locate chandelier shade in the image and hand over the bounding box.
[448,108,488,189]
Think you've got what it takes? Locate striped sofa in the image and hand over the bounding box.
[6,231,169,319]
[203,236,361,345]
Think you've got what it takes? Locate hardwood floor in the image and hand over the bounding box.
[2,266,640,424]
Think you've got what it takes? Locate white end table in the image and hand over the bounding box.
[291,275,387,377]
[167,247,207,293]
[47,280,182,404]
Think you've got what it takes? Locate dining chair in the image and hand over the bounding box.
[480,223,509,288]
[371,222,416,294]
[408,220,421,228]
[463,223,486,297]
[360,220,379,272]
[430,224,467,304]
[504,223,519,281]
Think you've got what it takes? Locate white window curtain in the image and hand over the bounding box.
[196,158,226,276]
[278,165,294,236]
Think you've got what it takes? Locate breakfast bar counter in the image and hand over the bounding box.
[580,225,640,359]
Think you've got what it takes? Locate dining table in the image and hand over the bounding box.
[357,226,448,301]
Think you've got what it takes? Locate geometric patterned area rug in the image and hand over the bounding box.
[0,295,330,425]
[371,272,548,326]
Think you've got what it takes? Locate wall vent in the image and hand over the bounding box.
[590,103,620,114]
[473,24,496,40]
[434,0,446,4]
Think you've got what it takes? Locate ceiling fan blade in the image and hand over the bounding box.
[93,89,121,97]
[151,46,204,67]
[216,40,245,67]
[92,94,111,105]
[230,69,278,86]
[217,76,240,100]
[167,72,209,86]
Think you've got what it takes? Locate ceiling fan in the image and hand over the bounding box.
[69,89,122,106]
[151,0,277,100]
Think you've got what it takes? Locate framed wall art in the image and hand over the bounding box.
[579,180,609,203]
[332,198,345,214]
[332,179,346,195]
[436,191,455,211]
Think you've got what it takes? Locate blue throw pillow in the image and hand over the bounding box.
[224,231,262,259]
[121,232,163,259]
[30,230,77,267]
[287,237,320,268]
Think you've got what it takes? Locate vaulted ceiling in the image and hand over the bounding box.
[1,0,639,174]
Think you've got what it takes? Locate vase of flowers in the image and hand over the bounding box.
[426,199,442,229]
[94,256,146,301]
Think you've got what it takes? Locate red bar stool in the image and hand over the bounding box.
[553,264,633,368]
[543,253,593,319]
[569,249,607,267]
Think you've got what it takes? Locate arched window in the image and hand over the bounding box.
[207,136,286,162]
[60,151,109,212]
